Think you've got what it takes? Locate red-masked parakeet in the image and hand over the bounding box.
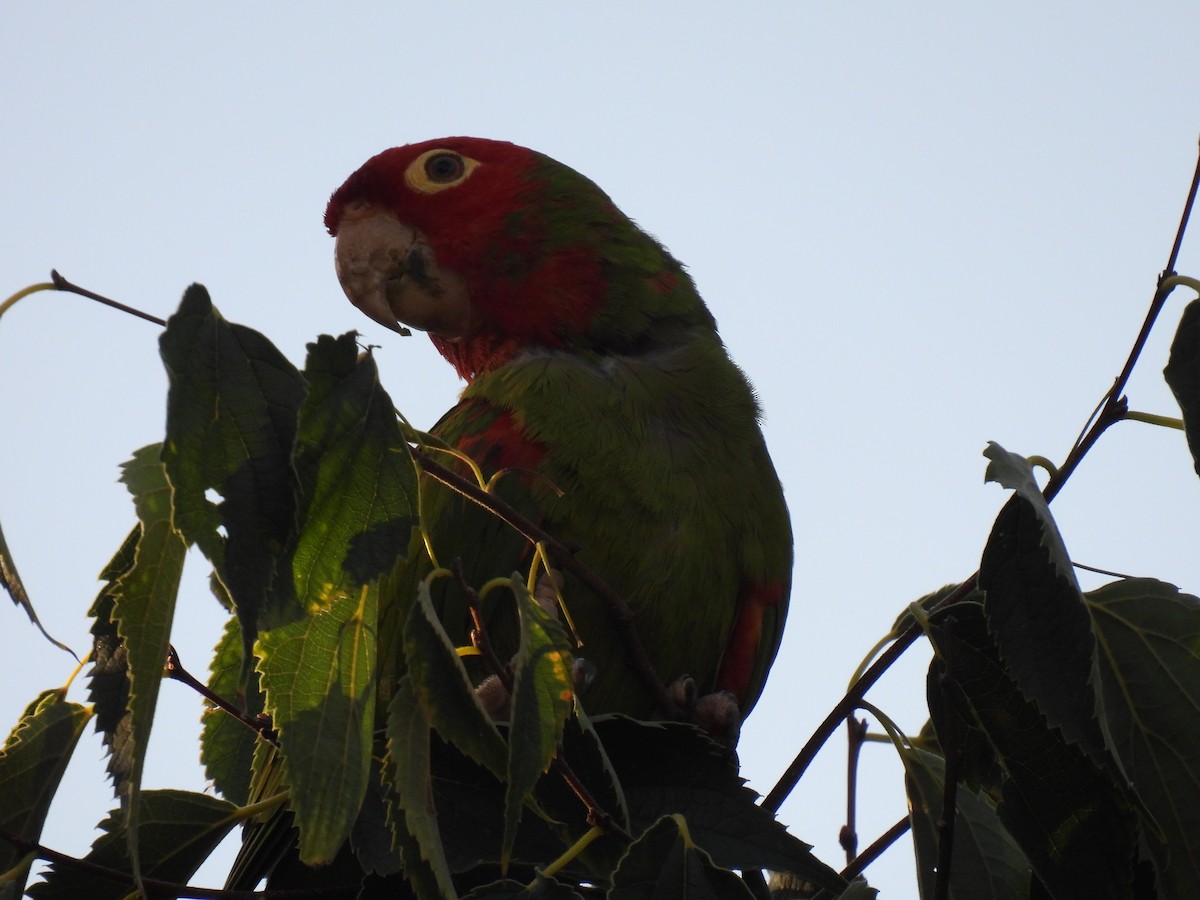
[326,137,791,723]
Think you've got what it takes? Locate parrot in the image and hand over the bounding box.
[228,137,792,889]
[327,136,792,723]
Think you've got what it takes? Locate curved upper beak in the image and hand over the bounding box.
[333,205,472,338]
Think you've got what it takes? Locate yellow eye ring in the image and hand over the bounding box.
[405,149,480,194]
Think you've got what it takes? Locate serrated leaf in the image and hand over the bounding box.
[27,790,237,900]
[404,580,509,780]
[591,716,844,892]
[87,526,141,796]
[902,745,1031,900]
[504,576,574,866]
[349,756,404,877]
[0,518,72,656]
[384,676,456,899]
[980,447,1113,765]
[111,443,188,883]
[199,615,262,806]
[291,333,417,600]
[1088,578,1200,898]
[426,738,568,877]
[925,602,1139,898]
[610,814,754,900]
[1164,297,1200,477]
[159,284,307,641]
[0,690,91,899]
[255,586,377,865]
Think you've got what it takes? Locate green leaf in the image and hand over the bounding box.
[110,443,188,882]
[199,615,262,806]
[291,333,417,599]
[902,745,1031,900]
[255,586,378,865]
[27,790,237,900]
[87,526,141,795]
[592,716,844,892]
[0,517,73,656]
[504,576,574,866]
[610,814,755,900]
[1164,297,1200,477]
[980,445,1113,764]
[159,284,307,640]
[1088,578,1200,898]
[384,676,456,899]
[926,602,1140,898]
[404,579,509,780]
[0,690,91,899]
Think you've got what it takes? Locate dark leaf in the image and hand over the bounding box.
[1164,297,1200,477]
[1088,578,1200,898]
[27,790,236,900]
[87,526,141,796]
[594,716,845,892]
[159,284,306,641]
[0,518,73,656]
[926,602,1140,898]
[902,745,1031,900]
[610,814,754,900]
[0,690,91,898]
[384,676,457,899]
[981,445,1113,764]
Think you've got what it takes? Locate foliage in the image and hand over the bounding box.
[3,255,1200,898]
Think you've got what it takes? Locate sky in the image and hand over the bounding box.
[3,4,1200,897]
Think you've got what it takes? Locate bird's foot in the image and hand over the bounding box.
[666,675,741,744]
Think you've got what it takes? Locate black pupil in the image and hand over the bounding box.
[426,153,464,182]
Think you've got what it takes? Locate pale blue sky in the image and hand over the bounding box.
[4,5,1200,896]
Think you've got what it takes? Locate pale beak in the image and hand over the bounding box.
[333,207,472,338]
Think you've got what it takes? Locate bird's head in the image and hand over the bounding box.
[325,137,709,381]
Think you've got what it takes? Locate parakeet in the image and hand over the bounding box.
[228,138,792,889]
[326,137,791,722]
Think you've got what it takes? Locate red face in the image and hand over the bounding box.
[325,138,535,339]
[326,138,617,380]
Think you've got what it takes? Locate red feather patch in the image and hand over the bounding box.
[715,581,786,705]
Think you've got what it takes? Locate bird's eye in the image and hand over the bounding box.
[424,152,465,183]
[405,148,480,194]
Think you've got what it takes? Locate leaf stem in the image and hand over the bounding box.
[165,645,276,743]
[48,270,167,326]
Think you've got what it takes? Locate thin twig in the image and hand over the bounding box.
[165,646,276,744]
[840,716,868,864]
[452,560,512,688]
[765,141,1200,816]
[413,448,680,719]
[809,815,913,900]
[0,823,353,898]
[843,816,911,882]
[49,270,167,326]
